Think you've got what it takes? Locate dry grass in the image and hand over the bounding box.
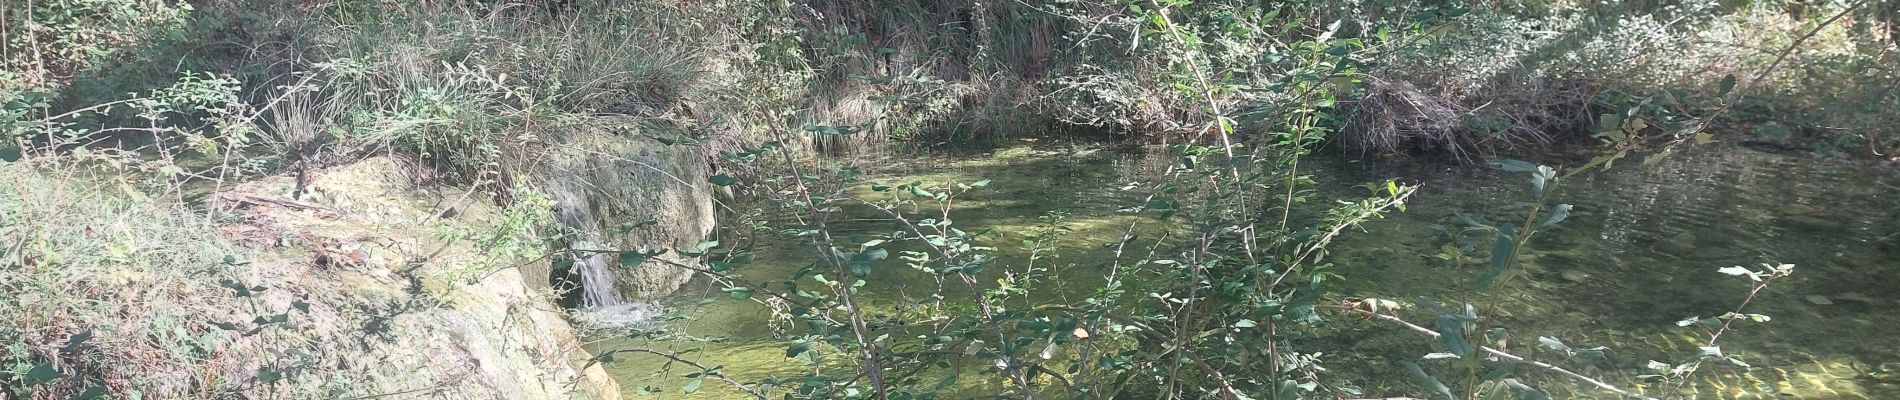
[0,157,616,399]
[1342,71,1598,161]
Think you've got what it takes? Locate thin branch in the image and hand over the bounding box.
[592,348,769,400]
[1673,0,1866,144]
[1341,308,1659,400]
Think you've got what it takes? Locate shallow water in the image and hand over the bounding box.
[586,141,1900,399]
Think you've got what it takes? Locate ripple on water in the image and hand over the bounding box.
[573,302,666,330]
[588,142,1900,399]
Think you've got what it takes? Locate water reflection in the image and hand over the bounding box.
[588,142,1900,399]
[1321,145,1900,398]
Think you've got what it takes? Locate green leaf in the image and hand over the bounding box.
[1531,165,1555,193]
[1490,159,1538,173]
[1698,346,1723,359]
[0,145,20,163]
[785,341,812,358]
[75,385,106,400]
[1402,361,1455,400]
[935,373,959,389]
[970,179,991,187]
[679,241,720,257]
[682,378,702,394]
[1597,114,1624,135]
[722,287,753,300]
[1474,225,1517,290]
[1537,204,1572,228]
[62,330,92,354]
[1536,336,1571,354]
[708,175,740,187]
[909,186,934,198]
[221,279,258,297]
[1275,379,1299,400]
[1503,379,1549,400]
[1480,362,1521,382]
[618,251,650,266]
[1019,319,1053,331]
[25,363,60,385]
[1435,315,1474,358]
[1717,74,1737,97]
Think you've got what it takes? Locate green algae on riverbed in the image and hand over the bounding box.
[587,142,1900,399]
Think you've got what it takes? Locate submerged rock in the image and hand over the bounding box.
[1780,214,1845,233]
[1833,292,1882,304]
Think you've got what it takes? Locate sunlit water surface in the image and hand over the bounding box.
[587,141,1900,399]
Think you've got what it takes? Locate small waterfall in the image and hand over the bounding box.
[539,130,718,328]
[553,189,624,309]
[572,240,624,308]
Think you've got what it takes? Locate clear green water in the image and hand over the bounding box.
[587,141,1900,399]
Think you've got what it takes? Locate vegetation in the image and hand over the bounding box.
[3,0,1895,399]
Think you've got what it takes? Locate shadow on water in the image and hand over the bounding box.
[587,140,1900,399]
[1316,145,1900,399]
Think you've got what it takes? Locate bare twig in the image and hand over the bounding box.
[217,193,343,217]
[591,348,769,400]
[1672,0,1866,145]
[1341,308,1660,400]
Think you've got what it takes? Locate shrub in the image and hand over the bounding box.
[0,165,246,398]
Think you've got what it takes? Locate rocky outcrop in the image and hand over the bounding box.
[217,157,622,400]
[540,128,719,305]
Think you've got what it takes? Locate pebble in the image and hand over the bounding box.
[1833,292,1881,304]
[1805,295,1835,305]
[1561,270,1591,282]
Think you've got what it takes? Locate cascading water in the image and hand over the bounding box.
[554,190,624,309]
[572,240,625,308]
[540,133,718,329]
[554,189,668,329]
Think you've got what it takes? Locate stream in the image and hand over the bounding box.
[586,140,1900,399]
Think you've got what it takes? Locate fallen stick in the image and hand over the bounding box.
[220,193,342,217]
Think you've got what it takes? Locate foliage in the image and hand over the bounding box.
[1334,1,1898,160]
[0,0,194,92]
[0,166,238,399]
[0,0,1867,399]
